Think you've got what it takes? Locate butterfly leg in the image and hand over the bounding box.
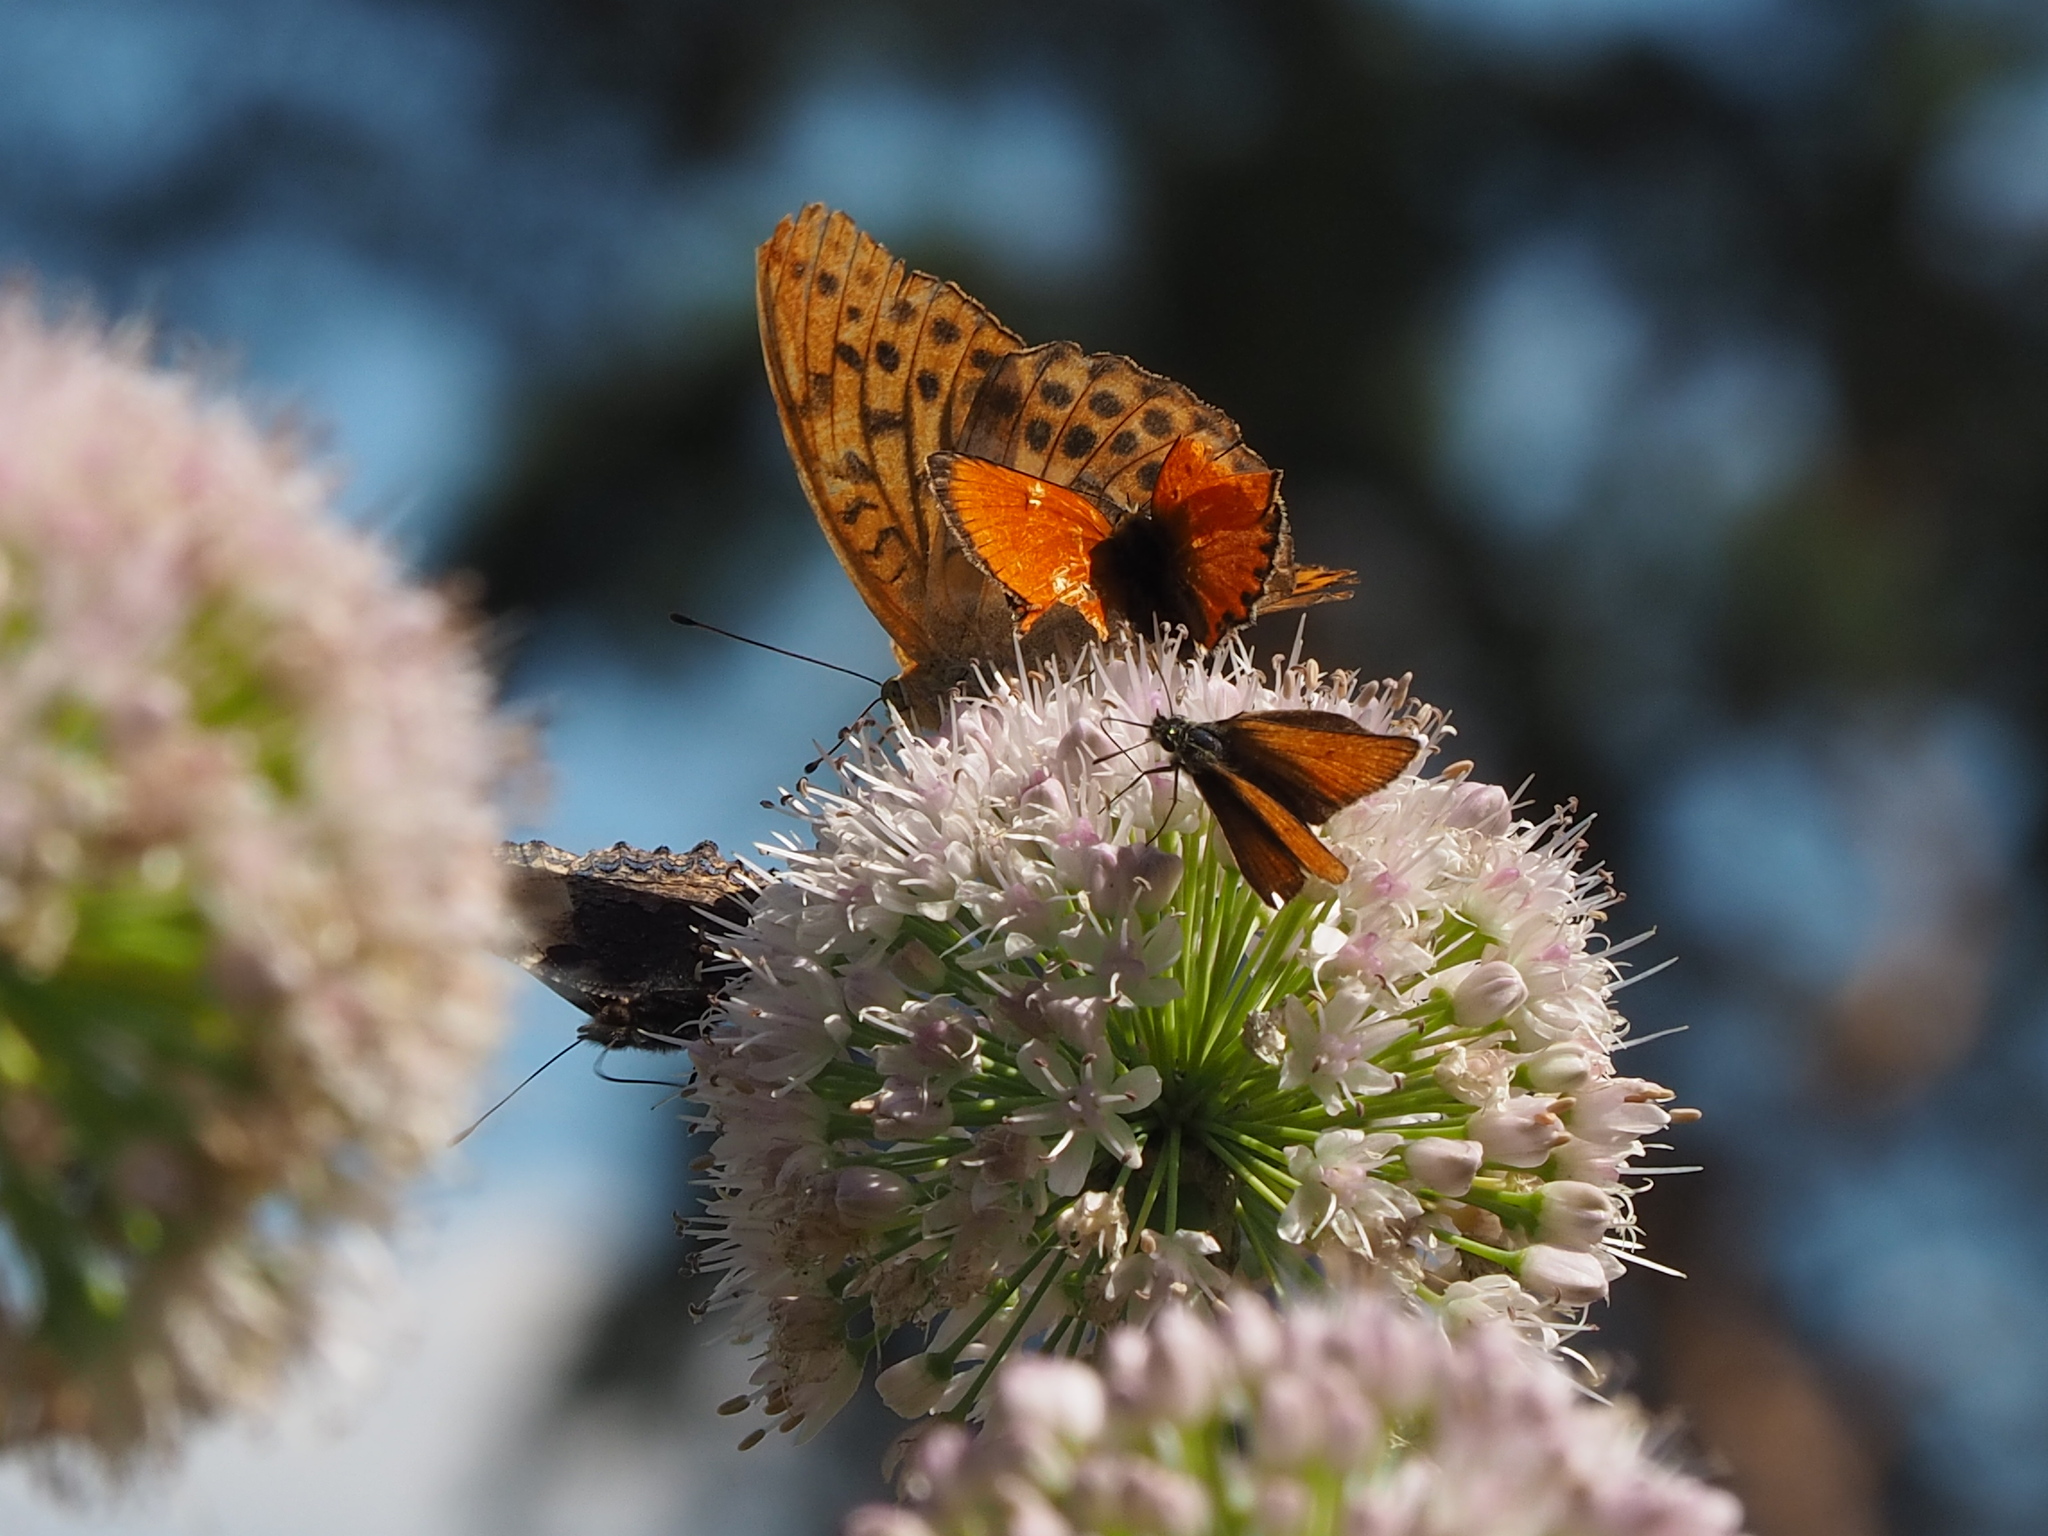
[1102,763,1178,822]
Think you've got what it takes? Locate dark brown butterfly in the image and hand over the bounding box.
[497,840,750,1050]
[1146,711,1418,905]
[756,205,1351,720]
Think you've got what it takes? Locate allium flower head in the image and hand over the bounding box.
[0,299,510,1466]
[851,1291,1746,1536]
[693,637,1682,1435]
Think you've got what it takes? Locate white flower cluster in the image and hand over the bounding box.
[0,299,511,1465]
[851,1291,1745,1536]
[692,636,1682,1437]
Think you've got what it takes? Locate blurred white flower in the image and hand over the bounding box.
[692,636,1683,1437]
[0,298,510,1467]
[852,1291,1747,1536]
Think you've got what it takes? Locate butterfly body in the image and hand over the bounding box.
[1146,710,1418,905]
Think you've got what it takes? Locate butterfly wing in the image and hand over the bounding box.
[1260,561,1358,612]
[1189,764,1349,905]
[757,206,1025,691]
[928,455,1116,635]
[957,342,1270,517]
[1216,711,1418,824]
[1143,437,1282,644]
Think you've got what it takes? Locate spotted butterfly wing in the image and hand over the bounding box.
[757,206,1032,716]
[759,207,1352,715]
[952,343,1352,622]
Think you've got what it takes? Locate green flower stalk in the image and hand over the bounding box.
[691,637,1685,1438]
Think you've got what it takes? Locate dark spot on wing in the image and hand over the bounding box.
[969,348,999,371]
[841,450,879,484]
[839,497,877,525]
[1191,411,1221,435]
[1025,418,1053,452]
[834,341,864,370]
[1141,408,1173,437]
[875,340,901,373]
[846,304,863,321]
[1089,391,1124,418]
[814,269,837,295]
[863,407,905,433]
[930,317,961,345]
[916,370,942,403]
[890,297,916,323]
[1040,380,1075,408]
[1137,462,1162,492]
[981,382,1024,422]
[1061,425,1098,459]
[1109,429,1140,456]
[1087,355,1120,379]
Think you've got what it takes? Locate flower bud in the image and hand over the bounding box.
[836,1167,913,1229]
[1253,1373,1324,1466]
[869,1077,954,1138]
[1535,1181,1616,1249]
[1516,1243,1612,1305]
[1401,1137,1484,1196]
[1442,781,1513,833]
[890,940,948,991]
[845,1507,939,1536]
[1467,1097,1568,1167]
[878,1353,957,1418]
[1524,1042,1593,1093]
[1452,960,1528,1029]
[1254,1476,1315,1536]
[993,1357,1107,1445]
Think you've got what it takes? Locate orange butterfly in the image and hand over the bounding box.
[929,436,1337,647]
[756,206,1351,719]
[1145,711,1417,905]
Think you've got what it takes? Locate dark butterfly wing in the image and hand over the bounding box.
[1189,764,1349,906]
[1218,711,1418,825]
[498,840,750,1049]
[1143,437,1281,644]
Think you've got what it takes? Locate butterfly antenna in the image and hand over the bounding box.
[670,613,884,686]
[1092,739,1150,767]
[591,1053,695,1093]
[450,1039,583,1146]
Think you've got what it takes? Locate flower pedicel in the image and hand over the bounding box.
[692,635,1690,1438]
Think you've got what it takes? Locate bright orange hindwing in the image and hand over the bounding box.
[1147,437,1281,643]
[928,454,1116,634]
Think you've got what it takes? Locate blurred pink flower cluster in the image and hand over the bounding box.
[0,297,510,1467]
[855,1291,1745,1536]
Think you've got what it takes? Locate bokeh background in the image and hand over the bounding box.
[4,0,2048,1531]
